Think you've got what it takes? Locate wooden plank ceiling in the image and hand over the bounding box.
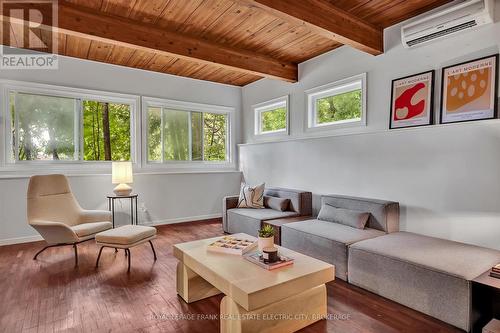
[2,0,450,86]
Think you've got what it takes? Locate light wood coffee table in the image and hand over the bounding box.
[173,233,335,333]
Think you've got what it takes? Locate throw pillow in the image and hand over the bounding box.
[317,204,369,229]
[237,183,265,209]
[264,196,290,212]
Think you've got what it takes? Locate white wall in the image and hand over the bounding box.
[0,172,242,245]
[240,2,500,250]
[0,55,243,245]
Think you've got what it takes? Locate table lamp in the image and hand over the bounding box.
[112,161,133,196]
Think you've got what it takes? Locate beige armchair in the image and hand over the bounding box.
[27,174,112,266]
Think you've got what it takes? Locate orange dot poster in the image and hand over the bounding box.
[440,54,498,124]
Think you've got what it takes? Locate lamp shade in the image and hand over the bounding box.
[112,161,133,184]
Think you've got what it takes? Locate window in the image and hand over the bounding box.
[144,98,231,164]
[7,85,136,163]
[12,92,78,161]
[253,96,289,136]
[306,73,366,130]
[2,81,233,171]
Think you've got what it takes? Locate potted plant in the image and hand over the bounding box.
[258,225,275,252]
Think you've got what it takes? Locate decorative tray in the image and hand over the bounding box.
[207,236,257,255]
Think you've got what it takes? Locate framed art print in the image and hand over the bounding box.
[440,54,499,124]
[390,70,435,129]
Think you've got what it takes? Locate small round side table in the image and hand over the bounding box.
[107,194,139,228]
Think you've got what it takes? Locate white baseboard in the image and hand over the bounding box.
[0,234,43,246]
[141,213,222,227]
[0,214,222,246]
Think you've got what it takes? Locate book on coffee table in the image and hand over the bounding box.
[207,236,257,255]
[490,271,500,279]
[489,263,500,279]
[244,252,294,270]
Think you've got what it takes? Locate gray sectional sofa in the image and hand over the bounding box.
[222,192,500,331]
[281,195,399,280]
[222,187,312,237]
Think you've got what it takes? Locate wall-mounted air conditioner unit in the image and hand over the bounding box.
[401,0,494,48]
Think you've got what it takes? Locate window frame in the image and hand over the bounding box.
[141,96,235,170]
[1,80,140,170]
[253,95,289,138]
[305,73,367,132]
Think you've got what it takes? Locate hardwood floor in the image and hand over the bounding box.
[0,220,462,333]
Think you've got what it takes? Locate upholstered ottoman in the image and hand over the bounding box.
[95,225,157,272]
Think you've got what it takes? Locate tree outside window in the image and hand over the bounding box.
[316,90,361,125]
[14,93,76,161]
[83,101,131,161]
[204,113,227,161]
[261,107,286,132]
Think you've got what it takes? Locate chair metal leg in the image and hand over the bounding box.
[33,244,60,260]
[73,244,78,267]
[149,240,157,261]
[95,246,105,268]
[126,248,131,273]
[33,239,91,266]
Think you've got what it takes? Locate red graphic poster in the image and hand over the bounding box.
[390,71,434,129]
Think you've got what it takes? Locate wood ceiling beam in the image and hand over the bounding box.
[0,1,298,82]
[238,0,383,55]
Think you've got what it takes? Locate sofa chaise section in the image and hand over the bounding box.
[281,195,399,280]
[348,232,500,331]
[223,187,312,237]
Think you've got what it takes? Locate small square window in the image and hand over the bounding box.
[253,96,289,137]
[306,73,366,130]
